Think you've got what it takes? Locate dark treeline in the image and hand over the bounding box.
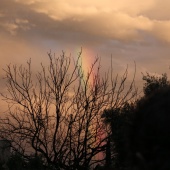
[102,73,170,170]
[0,52,169,170]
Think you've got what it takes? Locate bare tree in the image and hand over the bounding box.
[0,51,137,169]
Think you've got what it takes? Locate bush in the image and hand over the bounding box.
[7,153,26,170]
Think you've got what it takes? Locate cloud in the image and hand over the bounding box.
[1,0,170,113]
[1,0,170,45]
[27,0,155,42]
[151,20,170,43]
[0,0,157,43]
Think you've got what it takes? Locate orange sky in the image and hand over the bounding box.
[1,0,170,98]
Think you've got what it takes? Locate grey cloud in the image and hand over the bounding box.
[0,0,153,45]
[2,0,170,46]
[0,0,106,45]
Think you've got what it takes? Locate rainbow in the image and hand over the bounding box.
[74,48,105,161]
[74,47,97,88]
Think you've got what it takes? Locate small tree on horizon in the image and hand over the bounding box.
[142,72,170,96]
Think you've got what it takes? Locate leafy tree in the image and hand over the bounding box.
[6,153,46,170]
[0,51,137,169]
[102,72,170,169]
[142,73,170,96]
[7,153,26,170]
[26,155,45,170]
[126,73,170,170]
[102,102,136,169]
[129,86,170,170]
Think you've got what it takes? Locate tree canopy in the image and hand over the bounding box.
[142,73,170,96]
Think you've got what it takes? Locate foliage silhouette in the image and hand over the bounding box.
[7,153,26,170]
[102,73,170,169]
[26,155,45,170]
[142,73,169,96]
[102,102,135,169]
[129,86,170,170]
[128,72,170,169]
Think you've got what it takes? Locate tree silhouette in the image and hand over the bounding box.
[142,72,169,96]
[101,72,170,170]
[102,102,136,169]
[127,73,170,169]
[129,86,170,170]
[0,51,137,169]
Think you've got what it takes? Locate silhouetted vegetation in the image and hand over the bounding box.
[7,153,26,170]
[6,153,51,170]
[0,51,137,169]
[129,86,170,170]
[102,102,136,169]
[1,50,169,169]
[101,72,170,170]
[142,72,170,96]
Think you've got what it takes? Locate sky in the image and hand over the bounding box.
[1,0,170,94]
